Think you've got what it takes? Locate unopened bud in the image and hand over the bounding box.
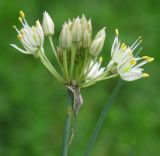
[59,23,72,49]
[42,11,54,36]
[67,19,72,29]
[71,17,82,42]
[82,30,91,48]
[89,28,106,56]
[88,19,92,35]
[95,27,106,39]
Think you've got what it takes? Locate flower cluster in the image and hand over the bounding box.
[11,11,154,88]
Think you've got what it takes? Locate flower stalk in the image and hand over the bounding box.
[62,88,73,156]
[84,80,123,156]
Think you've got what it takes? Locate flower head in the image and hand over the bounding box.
[107,29,154,81]
[11,11,44,55]
[42,11,55,36]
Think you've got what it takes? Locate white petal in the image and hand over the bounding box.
[10,44,31,54]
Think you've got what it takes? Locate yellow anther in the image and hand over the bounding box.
[115,28,119,36]
[122,45,127,50]
[17,34,22,40]
[142,73,149,78]
[18,17,23,23]
[99,56,103,63]
[19,11,25,18]
[142,56,154,62]
[130,59,136,65]
[121,43,125,48]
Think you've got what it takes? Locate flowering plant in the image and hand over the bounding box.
[11,11,154,156]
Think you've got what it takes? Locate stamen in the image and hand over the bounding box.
[13,25,20,33]
[142,73,149,78]
[130,36,142,50]
[17,34,23,40]
[19,11,25,18]
[18,17,23,23]
[130,59,137,65]
[142,56,154,62]
[121,43,125,48]
[115,28,119,36]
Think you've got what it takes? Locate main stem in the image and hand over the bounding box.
[62,89,73,156]
[84,80,123,156]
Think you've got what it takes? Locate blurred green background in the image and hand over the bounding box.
[0,0,160,156]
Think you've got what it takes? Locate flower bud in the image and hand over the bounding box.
[67,19,72,29]
[71,17,82,42]
[81,15,92,36]
[82,30,91,48]
[95,27,106,38]
[42,11,54,36]
[88,19,92,36]
[59,23,72,49]
[89,28,106,56]
[81,15,88,32]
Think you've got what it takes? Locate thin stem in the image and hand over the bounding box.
[84,80,123,156]
[77,49,89,81]
[69,44,76,79]
[48,36,64,72]
[63,50,69,81]
[80,74,118,88]
[38,49,63,82]
[62,89,73,156]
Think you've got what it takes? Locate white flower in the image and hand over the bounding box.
[86,57,105,80]
[107,29,142,70]
[11,11,44,54]
[117,55,154,81]
[59,22,72,49]
[89,27,106,56]
[107,29,154,81]
[42,11,55,36]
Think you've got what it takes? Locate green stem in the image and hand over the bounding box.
[69,44,76,79]
[62,89,73,156]
[84,80,123,156]
[77,49,89,81]
[48,36,63,72]
[63,50,69,81]
[80,74,118,88]
[38,49,63,82]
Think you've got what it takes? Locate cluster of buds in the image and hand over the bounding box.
[59,15,106,56]
[11,11,154,89]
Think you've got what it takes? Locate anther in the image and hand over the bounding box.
[17,34,22,40]
[19,11,25,18]
[18,17,23,23]
[130,59,136,65]
[142,73,149,78]
[115,28,119,36]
